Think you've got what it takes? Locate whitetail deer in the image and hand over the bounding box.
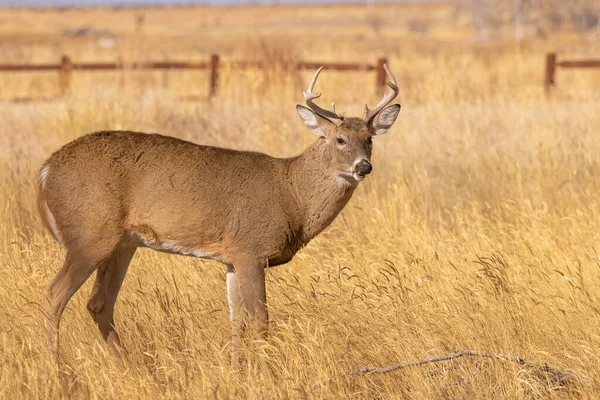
[38,65,401,365]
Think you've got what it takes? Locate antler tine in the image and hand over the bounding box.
[363,63,399,123]
[303,67,343,125]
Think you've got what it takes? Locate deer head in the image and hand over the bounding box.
[296,64,401,184]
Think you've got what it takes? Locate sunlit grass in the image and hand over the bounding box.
[1,2,600,399]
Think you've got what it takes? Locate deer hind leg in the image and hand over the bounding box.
[87,245,136,355]
[227,258,268,368]
[43,248,113,358]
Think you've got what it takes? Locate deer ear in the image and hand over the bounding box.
[296,105,334,137]
[372,104,401,135]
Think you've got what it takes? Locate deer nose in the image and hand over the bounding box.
[355,160,372,176]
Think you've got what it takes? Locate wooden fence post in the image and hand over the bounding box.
[376,57,387,88]
[544,53,556,94]
[209,53,219,98]
[59,55,72,95]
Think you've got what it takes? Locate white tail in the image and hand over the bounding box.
[39,65,401,365]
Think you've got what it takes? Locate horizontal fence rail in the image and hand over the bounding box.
[0,54,388,100]
[544,53,600,93]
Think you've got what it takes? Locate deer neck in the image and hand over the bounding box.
[288,140,358,243]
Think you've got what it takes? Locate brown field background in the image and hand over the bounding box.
[1,1,600,398]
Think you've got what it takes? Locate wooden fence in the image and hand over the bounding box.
[0,54,388,99]
[544,53,600,93]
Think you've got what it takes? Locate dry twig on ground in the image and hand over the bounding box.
[312,350,573,390]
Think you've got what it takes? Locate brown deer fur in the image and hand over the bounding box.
[38,67,401,365]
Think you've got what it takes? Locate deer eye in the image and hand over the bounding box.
[367,137,373,145]
[336,137,346,145]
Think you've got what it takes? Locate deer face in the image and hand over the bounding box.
[296,64,401,184]
[332,118,373,182]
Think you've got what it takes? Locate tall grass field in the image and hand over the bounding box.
[1,2,600,398]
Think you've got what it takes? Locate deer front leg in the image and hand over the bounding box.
[226,265,245,366]
[226,259,268,368]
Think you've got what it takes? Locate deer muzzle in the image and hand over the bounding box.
[355,160,373,180]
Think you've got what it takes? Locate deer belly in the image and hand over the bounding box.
[128,224,231,264]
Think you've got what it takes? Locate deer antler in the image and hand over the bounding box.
[303,67,344,126]
[363,64,399,123]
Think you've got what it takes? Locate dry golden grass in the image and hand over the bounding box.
[1,2,600,399]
